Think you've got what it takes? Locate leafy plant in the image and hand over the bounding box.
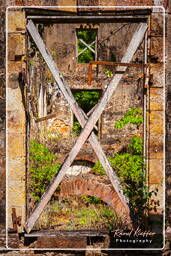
[72,121,81,136]
[73,90,100,113]
[114,107,143,129]
[92,160,106,175]
[103,69,113,78]
[29,140,61,202]
[81,195,103,204]
[72,90,100,135]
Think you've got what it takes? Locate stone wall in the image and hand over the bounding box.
[7,8,27,231]
[166,0,171,230]
[0,0,6,249]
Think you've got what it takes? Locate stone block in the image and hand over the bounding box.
[149,184,164,215]
[149,111,164,135]
[8,158,25,181]
[149,64,164,88]
[150,37,163,62]
[8,34,25,61]
[7,87,25,112]
[7,110,26,134]
[8,180,25,206]
[37,236,86,248]
[149,88,164,111]
[148,159,163,184]
[57,0,77,12]
[8,134,25,158]
[7,10,25,33]
[8,72,19,89]
[148,134,164,159]
[8,60,24,73]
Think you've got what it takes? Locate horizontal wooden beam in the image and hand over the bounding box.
[36,113,58,122]
[89,61,146,68]
[27,15,148,23]
[25,229,109,238]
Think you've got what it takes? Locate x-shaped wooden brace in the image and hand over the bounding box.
[77,38,96,57]
[25,20,147,233]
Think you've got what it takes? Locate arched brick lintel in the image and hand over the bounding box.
[60,178,130,224]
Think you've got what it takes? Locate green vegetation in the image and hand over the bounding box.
[35,195,121,231]
[93,107,155,219]
[72,90,100,135]
[103,69,113,78]
[81,195,103,204]
[93,135,150,217]
[77,29,96,63]
[29,140,61,202]
[73,90,100,113]
[114,107,143,129]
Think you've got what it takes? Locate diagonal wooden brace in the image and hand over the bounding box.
[25,20,147,233]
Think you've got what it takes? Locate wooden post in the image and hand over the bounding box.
[25,20,147,233]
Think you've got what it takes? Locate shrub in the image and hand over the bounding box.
[29,140,61,202]
[114,107,143,128]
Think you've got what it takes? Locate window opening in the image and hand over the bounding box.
[76,28,97,63]
[72,90,101,135]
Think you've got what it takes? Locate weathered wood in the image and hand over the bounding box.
[36,113,58,122]
[78,38,95,54]
[25,229,109,237]
[89,61,146,68]
[77,40,95,57]
[27,15,148,23]
[26,20,147,233]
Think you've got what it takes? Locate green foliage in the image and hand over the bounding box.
[103,69,113,78]
[92,136,152,216]
[73,90,100,113]
[75,205,118,230]
[29,140,61,202]
[128,136,143,155]
[77,29,96,63]
[81,195,103,204]
[72,121,82,136]
[114,107,143,128]
[92,160,106,175]
[72,90,100,135]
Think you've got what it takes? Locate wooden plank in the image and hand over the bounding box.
[25,230,108,237]
[25,21,147,233]
[27,15,148,23]
[89,61,146,68]
[78,39,95,54]
[36,113,58,122]
[77,40,95,57]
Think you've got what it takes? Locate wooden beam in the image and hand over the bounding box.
[89,61,146,68]
[25,20,147,233]
[25,230,109,238]
[27,15,148,23]
[77,40,95,57]
[78,39,95,54]
[36,113,58,122]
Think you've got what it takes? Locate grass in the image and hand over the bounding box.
[34,195,123,231]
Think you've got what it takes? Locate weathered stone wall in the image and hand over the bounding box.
[166,0,171,232]
[7,8,27,231]
[146,11,164,217]
[0,0,6,249]
[43,22,144,155]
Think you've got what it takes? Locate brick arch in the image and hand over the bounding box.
[60,177,130,222]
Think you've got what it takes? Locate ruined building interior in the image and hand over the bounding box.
[6,5,164,249]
